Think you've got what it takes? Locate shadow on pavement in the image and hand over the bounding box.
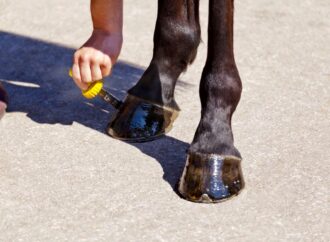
[0,31,190,192]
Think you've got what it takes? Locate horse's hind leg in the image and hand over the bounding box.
[107,0,201,142]
[179,0,245,203]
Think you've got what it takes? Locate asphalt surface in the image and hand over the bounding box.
[0,0,329,241]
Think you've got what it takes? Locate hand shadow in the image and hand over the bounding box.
[0,31,191,192]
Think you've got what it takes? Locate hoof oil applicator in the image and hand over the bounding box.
[69,69,122,109]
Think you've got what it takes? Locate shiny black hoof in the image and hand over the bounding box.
[178,152,245,203]
[107,95,180,143]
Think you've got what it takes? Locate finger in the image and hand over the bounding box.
[91,64,103,81]
[73,50,80,66]
[79,60,92,84]
[100,55,112,77]
[72,63,88,90]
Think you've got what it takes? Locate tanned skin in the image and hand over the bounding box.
[71,0,123,91]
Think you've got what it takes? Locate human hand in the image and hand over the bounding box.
[71,29,123,90]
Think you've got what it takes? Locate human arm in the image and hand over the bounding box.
[71,0,123,90]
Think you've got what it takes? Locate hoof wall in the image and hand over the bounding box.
[107,95,179,143]
[178,152,245,203]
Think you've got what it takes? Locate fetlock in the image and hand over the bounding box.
[128,17,200,108]
[180,68,244,203]
[189,67,242,157]
[109,0,201,142]
[188,114,242,158]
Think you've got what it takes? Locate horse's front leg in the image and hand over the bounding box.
[107,0,201,142]
[179,0,245,203]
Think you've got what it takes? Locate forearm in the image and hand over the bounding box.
[91,0,123,34]
[71,0,124,90]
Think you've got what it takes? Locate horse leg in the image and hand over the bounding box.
[179,0,245,203]
[107,0,201,142]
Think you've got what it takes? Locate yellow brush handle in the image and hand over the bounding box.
[69,69,103,99]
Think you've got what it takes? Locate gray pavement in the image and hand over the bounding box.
[0,0,329,241]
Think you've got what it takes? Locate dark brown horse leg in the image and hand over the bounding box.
[179,0,244,203]
[129,0,201,107]
[0,83,8,119]
[107,0,201,142]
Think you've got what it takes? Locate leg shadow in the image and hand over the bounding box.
[133,137,189,191]
[0,31,191,192]
[0,31,143,131]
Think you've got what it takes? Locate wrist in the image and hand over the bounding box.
[91,28,123,47]
[92,28,122,38]
[87,29,123,62]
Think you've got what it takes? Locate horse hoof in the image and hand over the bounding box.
[106,95,180,143]
[178,152,245,203]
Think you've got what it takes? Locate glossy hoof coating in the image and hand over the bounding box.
[178,152,245,203]
[107,95,179,143]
